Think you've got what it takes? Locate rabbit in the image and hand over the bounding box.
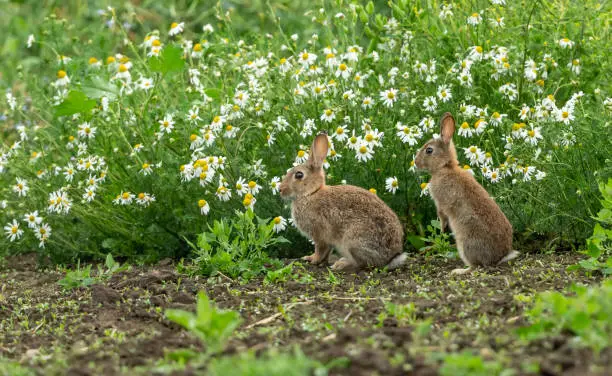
[279,133,407,272]
[414,112,519,275]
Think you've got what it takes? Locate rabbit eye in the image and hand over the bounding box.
[294,171,304,179]
[425,146,434,154]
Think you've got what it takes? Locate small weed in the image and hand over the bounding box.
[517,279,612,353]
[165,291,241,355]
[190,210,287,281]
[264,263,294,285]
[436,350,506,376]
[378,301,418,327]
[420,220,457,258]
[327,269,341,285]
[57,261,96,290]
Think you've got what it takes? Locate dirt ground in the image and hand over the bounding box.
[0,252,610,375]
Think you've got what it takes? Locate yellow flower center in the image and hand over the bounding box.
[119,64,128,72]
[369,188,377,194]
[528,130,535,137]
[301,52,309,60]
[171,22,179,29]
[198,199,207,208]
[359,146,367,154]
[273,217,282,224]
[213,116,221,123]
[152,39,161,47]
[248,181,256,189]
[469,146,477,153]
[485,152,492,158]
[463,165,471,170]
[474,119,483,129]
[392,181,398,187]
[11,226,18,234]
[325,109,333,116]
[138,193,145,199]
[280,58,287,64]
[420,183,427,189]
[106,56,116,64]
[339,63,347,71]
[122,192,130,199]
[297,150,305,158]
[57,70,67,79]
[29,216,35,221]
[461,122,469,129]
[336,127,344,135]
[142,163,149,169]
[387,91,395,99]
[365,134,374,142]
[562,111,569,118]
[88,57,98,65]
[193,43,202,52]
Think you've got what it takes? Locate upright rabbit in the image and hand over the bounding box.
[279,133,406,272]
[415,113,518,275]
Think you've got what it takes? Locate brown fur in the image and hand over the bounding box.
[280,134,405,271]
[415,113,515,269]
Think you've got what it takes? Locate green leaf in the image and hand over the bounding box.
[81,76,119,100]
[365,1,374,14]
[149,44,185,75]
[54,90,96,117]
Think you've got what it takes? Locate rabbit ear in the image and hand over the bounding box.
[440,112,455,144]
[308,133,328,169]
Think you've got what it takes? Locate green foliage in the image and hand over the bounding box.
[568,179,612,275]
[0,358,35,376]
[207,347,332,376]
[149,44,185,75]
[53,91,97,118]
[378,301,417,327]
[419,220,456,258]
[165,291,241,355]
[517,279,612,353]
[57,261,96,290]
[437,351,505,376]
[57,254,128,290]
[264,263,294,285]
[191,210,287,281]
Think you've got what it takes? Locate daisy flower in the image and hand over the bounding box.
[380,88,398,108]
[525,127,543,145]
[78,122,97,139]
[558,38,574,49]
[136,193,155,207]
[23,211,43,229]
[272,216,287,233]
[235,177,248,196]
[489,17,504,28]
[385,177,399,194]
[457,122,474,138]
[464,145,486,165]
[298,50,317,66]
[490,112,506,126]
[140,162,153,176]
[48,190,72,214]
[423,96,438,112]
[55,70,70,87]
[420,182,430,197]
[13,177,30,197]
[467,12,482,26]
[295,149,309,164]
[321,109,336,123]
[34,223,51,246]
[437,85,452,102]
[335,63,352,79]
[4,219,24,242]
[114,191,135,205]
[158,114,175,134]
[555,107,575,125]
[169,22,185,36]
[488,169,502,183]
[198,199,210,215]
[242,193,256,210]
[473,119,487,135]
[187,108,202,123]
[216,185,232,202]
[355,143,374,162]
[270,177,281,195]
[362,96,374,109]
[83,188,96,202]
